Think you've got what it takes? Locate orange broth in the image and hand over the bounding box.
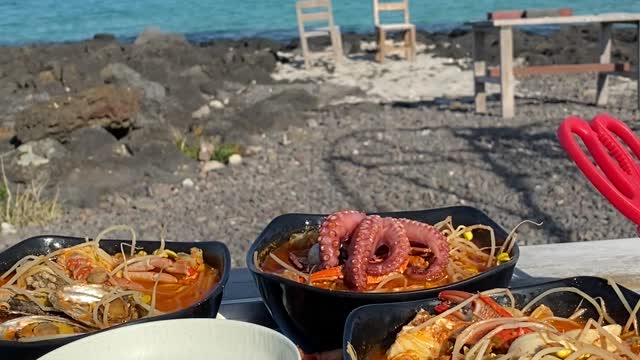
[261,238,488,292]
[132,264,219,312]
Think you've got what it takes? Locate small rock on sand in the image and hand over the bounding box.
[192,105,210,119]
[209,100,224,109]
[198,142,215,161]
[182,178,195,187]
[228,154,242,166]
[201,160,225,173]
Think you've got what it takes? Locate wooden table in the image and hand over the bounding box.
[466,13,640,118]
[217,237,640,327]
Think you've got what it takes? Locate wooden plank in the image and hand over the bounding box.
[377,2,406,11]
[488,10,524,21]
[472,29,487,113]
[297,0,329,9]
[499,26,515,118]
[296,5,312,69]
[517,238,640,291]
[300,12,330,22]
[596,23,613,106]
[331,27,343,64]
[488,63,632,78]
[491,13,640,27]
[524,8,573,18]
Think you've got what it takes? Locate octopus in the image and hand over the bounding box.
[317,210,450,290]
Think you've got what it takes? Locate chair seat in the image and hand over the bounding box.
[376,23,415,31]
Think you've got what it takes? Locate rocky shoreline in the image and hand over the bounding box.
[0,25,638,265]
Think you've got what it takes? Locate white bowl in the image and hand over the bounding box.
[37,318,301,360]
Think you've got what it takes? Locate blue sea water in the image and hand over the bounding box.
[1,0,639,45]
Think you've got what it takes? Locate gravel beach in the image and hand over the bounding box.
[0,26,638,266]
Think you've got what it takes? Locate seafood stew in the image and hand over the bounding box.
[0,227,230,350]
[256,209,530,293]
[344,276,640,360]
[247,206,520,353]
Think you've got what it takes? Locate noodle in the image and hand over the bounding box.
[521,287,615,324]
[608,278,634,315]
[92,225,137,257]
[0,255,38,279]
[374,273,406,290]
[499,220,543,255]
[149,264,167,317]
[269,253,310,283]
[589,322,632,356]
[624,299,640,335]
[410,294,482,333]
[452,317,531,357]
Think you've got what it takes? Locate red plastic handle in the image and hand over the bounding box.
[557,113,640,226]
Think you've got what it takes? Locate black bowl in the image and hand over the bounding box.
[246,206,519,352]
[0,235,231,360]
[343,276,640,360]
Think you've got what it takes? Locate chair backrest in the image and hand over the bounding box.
[296,0,335,31]
[372,0,409,26]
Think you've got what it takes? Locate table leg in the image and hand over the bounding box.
[472,28,487,113]
[376,27,386,63]
[499,26,515,119]
[596,22,612,106]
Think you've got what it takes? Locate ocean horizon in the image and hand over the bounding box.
[1,0,639,46]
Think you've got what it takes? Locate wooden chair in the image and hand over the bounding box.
[373,0,416,63]
[295,0,343,69]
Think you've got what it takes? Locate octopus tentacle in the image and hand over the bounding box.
[396,218,449,281]
[366,218,410,276]
[343,215,383,290]
[318,210,367,269]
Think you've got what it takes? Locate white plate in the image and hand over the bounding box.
[37,318,301,360]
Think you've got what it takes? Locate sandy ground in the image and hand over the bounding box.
[273,42,505,104]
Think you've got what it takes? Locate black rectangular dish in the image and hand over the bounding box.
[0,235,231,360]
[343,276,640,360]
[247,206,520,352]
